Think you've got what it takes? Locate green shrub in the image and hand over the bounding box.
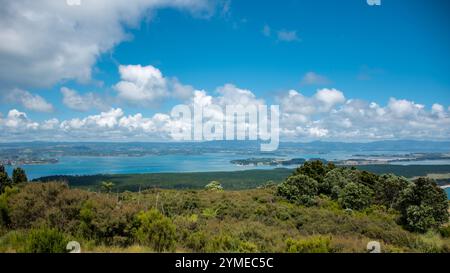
[238,241,258,253]
[133,209,176,252]
[0,165,12,194]
[322,168,351,197]
[0,230,28,252]
[186,231,208,252]
[293,161,335,185]
[406,205,436,233]
[277,174,318,205]
[439,225,450,238]
[0,186,19,228]
[12,168,28,185]
[338,182,373,210]
[396,178,449,232]
[286,236,333,253]
[205,233,240,252]
[205,181,223,191]
[202,208,218,218]
[375,174,408,208]
[23,228,68,253]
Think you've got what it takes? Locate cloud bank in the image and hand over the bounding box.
[0,0,214,91]
[1,78,449,142]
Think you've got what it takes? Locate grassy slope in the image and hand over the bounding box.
[34,165,450,191]
[1,184,449,253]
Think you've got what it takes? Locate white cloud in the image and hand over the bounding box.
[216,84,265,107]
[61,87,108,112]
[277,88,345,117]
[387,98,424,118]
[114,64,194,105]
[0,0,214,91]
[278,88,450,140]
[114,65,169,104]
[431,103,447,118]
[314,88,346,111]
[301,72,330,85]
[60,108,124,130]
[1,86,450,142]
[0,109,39,130]
[5,89,54,113]
[277,30,300,42]
[41,118,59,130]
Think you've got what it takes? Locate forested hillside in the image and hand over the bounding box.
[0,162,449,253]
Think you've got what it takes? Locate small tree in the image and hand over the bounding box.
[133,209,176,252]
[322,168,351,197]
[277,174,319,205]
[12,167,28,184]
[0,165,12,194]
[406,205,436,233]
[396,177,448,232]
[338,182,373,210]
[374,174,408,208]
[293,160,335,185]
[205,181,223,191]
[101,181,114,193]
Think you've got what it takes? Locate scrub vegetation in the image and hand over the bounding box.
[0,162,449,253]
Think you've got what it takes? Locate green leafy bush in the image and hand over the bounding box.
[406,205,436,233]
[186,231,208,252]
[375,174,408,208]
[286,236,333,253]
[322,168,352,198]
[133,209,176,252]
[293,161,335,186]
[0,165,12,194]
[396,178,449,232]
[23,227,68,253]
[439,225,450,238]
[338,182,373,210]
[277,174,318,205]
[205,181,223,191]
[0,186,19,228]
[12,168,28,184]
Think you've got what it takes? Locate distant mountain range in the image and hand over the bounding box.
[279,140,450,152]
[1,140,449,153]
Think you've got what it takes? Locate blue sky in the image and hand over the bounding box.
[0,0,449,142]
[97,0,450,103]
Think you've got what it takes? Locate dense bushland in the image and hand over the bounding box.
[0,163,449,253]
[277,162,449,233]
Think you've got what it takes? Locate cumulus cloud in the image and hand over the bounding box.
[314,88,346,111]
[1,85,450,142]
[277,89,450,140]
[277,88,345,117]
[216,84,265,107]
[387,98,424,118]
[114,64,194,105]
[0,0,215,91]
[59,108,175,140]
[61,87,108,112]
[4,89,54,113]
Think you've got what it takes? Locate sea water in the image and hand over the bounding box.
[3,151,354,179]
